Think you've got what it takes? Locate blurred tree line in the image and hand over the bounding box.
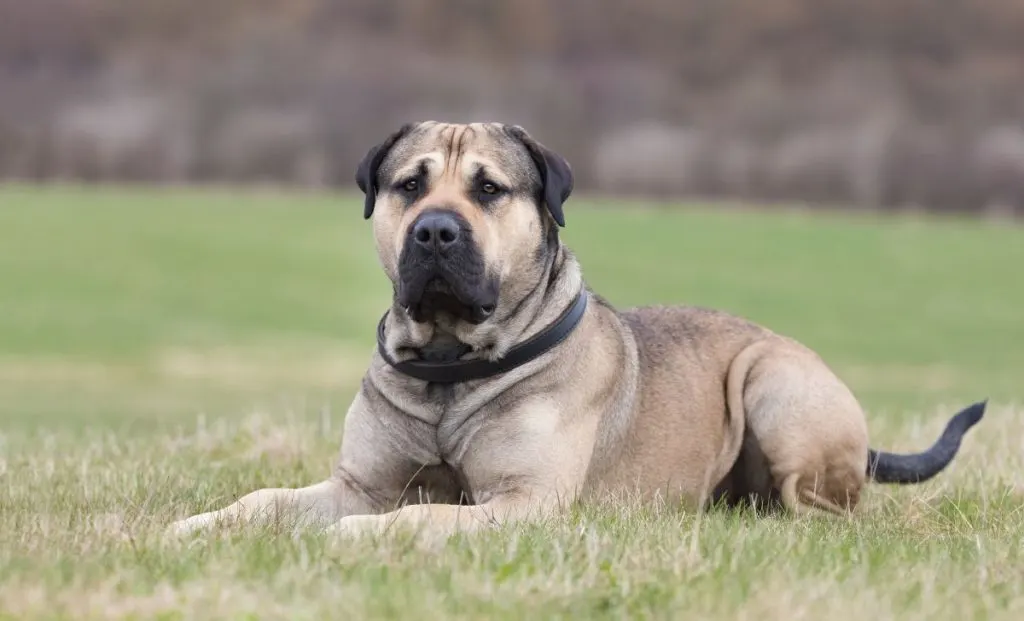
[1,0,1022,214]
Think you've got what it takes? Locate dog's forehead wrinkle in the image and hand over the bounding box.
[448,125,478,178]
[383,124,536,188]
[440,124,468,176]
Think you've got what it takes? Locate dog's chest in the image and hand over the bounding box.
[430,391,483,458]
[425,380,506,452]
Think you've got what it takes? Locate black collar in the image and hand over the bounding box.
[376,290,588,384]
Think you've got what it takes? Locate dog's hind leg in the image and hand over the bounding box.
[729,337,869,518]
[779,472,859,517]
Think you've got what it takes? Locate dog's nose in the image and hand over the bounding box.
[412,211,461,251]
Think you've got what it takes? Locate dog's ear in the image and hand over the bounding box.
[356,123,414,219]
[506,125,574,228]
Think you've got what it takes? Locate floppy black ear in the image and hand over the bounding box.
[355,123,414,219]
[507,125,574,227]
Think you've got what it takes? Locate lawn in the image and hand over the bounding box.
[1,184,1022,620]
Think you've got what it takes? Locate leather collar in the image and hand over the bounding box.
[376,290,588,384]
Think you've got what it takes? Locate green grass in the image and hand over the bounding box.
[1,184,1023,619]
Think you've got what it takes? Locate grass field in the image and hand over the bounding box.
[1,184,1023,620]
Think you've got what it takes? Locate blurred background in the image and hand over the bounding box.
[2,0,1024,215]
[2,0,1023,433]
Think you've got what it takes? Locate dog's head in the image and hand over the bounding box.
[356,122,573,336]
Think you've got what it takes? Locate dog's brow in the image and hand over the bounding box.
[394,155,442,180]
[465,159,512,187]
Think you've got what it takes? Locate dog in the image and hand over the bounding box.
[168,121,985,539]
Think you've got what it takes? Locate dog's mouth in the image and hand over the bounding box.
[398,274,498,324]
[396,220,498,325]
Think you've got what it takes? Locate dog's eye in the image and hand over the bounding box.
[401,179,419,193]
[477,181,505,201]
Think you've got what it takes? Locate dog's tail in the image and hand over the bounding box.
[866,400,987,484]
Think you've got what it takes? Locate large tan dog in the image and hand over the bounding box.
[169,121,985,539]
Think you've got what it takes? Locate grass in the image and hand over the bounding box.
[1,183,1023,620]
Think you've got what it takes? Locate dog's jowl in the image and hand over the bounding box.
[169,122,985,539]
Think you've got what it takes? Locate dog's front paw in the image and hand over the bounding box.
[164,513,215,539]
[324,514,386,539]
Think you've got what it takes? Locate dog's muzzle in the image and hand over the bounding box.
[397,209,498,324]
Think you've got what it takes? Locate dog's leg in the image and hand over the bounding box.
[325,493,555,541]
[167,388,450,538]
[730,338,869,518]
[166,472,381,538]
[779,473,855,517]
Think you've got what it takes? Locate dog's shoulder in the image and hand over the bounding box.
[616,303,768,356]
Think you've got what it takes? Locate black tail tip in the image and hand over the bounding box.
[956,399,988,430]
[866,398,989,485]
